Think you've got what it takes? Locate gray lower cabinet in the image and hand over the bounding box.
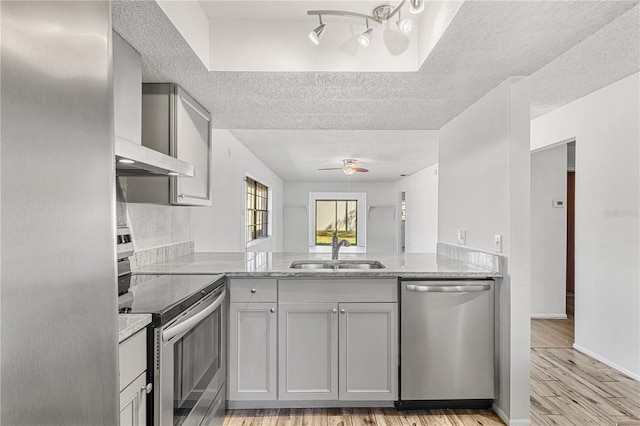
[119,372,147,426]
[119,329,148,426]
[339,303,398,401]
[229,302,277,401]
[278,303,339,400]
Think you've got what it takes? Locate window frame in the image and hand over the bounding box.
[308,192,367,251]
[314,199,358,246]
[245,176,271,247]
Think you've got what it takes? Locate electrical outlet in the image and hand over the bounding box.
[494,234,502,253]
[457,229,466,246]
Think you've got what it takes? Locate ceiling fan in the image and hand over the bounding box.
[319,159,369,176]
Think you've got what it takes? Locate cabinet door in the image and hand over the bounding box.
[339,303,398,401]
[119,372,146,426]
[278,303,338,400]
[172,86,211,206]
[229,302,277,401]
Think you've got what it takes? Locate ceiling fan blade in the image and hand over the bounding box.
[353,167,369,172]
[318,167,342,171]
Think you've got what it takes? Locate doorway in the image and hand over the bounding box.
[566,142,576,319]
[566,171,575,318]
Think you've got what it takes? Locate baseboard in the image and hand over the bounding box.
[228,400,395,410]
[531,313,568,319]
[492,403,530,425]
[573,343,640,381]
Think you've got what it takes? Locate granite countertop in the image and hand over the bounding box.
[134,252,501,279]
[118,314,152,343]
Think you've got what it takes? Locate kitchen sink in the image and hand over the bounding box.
[288,260,386,270]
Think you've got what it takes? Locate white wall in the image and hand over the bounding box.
[283,181,397,253]
[531,73,640,380]
[394,164,439,253]
[191,130,284,252]
[531,144,567,318]
[439,77,531,424]
[156,0,210,69]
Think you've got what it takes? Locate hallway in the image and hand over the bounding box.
[531,319,640,425]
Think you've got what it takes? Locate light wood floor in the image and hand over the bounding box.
[224,319,640,426]
[531,319,640,425]
[224,407,505,426]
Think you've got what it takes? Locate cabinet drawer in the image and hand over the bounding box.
[119,328,147,392]
[279,279,397,303]
[230,279,277,302]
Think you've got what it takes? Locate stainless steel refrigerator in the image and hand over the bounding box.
[1,2,118,424]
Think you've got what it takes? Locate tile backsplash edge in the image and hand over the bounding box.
[436,242,504,274]
[130,241,195,270]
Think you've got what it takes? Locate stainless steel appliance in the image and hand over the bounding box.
[397,279,495,409]
[117,228,227,426]
[1,2,119,424]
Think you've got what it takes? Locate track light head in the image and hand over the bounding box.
[409,0,425,14]
[309,15,326,45]
[358,20,373,48]
[396,10,414,34]
[309,23,326,45]
[358,28,373,48]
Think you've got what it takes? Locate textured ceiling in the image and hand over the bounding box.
[112,0,639,182]
[228,129,439,181]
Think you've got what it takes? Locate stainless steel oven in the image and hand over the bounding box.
[116,226,227,426]
[156,284,226,426]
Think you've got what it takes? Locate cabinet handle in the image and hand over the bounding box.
[270,308,276,313]
[332,308,337,313]
[141,383,153,394]
[178,194,184,199]
[250,289,257,293]
[340,309,346,314]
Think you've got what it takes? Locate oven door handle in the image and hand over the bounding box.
[162,290,226,342]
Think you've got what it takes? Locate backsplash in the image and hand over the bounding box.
[437,242,504,274]
[129,241,194,270]
[117,177,193,252]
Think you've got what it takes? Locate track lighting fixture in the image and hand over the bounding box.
[308,15,326,45]
[358,20,373,48]
[307,0,423,47]
[409,0,425,14]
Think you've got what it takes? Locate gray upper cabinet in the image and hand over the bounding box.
[126,83,212,206]
[113,32,141,146]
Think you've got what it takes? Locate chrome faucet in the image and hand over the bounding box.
[331,232,351,260]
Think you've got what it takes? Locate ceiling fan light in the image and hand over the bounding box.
[358,27,373,48]
[397,18,414,35]
[409,0,425,14]
[309,23,326,45]
[342,166,357,176]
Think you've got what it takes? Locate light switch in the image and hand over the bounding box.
[494,234,502,253]
[457,229,466,246]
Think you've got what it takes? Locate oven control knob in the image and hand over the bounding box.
[142,383,153,394]
[250,289,257,293]
[201,290,207,295]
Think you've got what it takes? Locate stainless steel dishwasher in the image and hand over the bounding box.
[397,279,495,409]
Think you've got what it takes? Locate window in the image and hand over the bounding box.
[308,192,366,251]
[315,200,358,245]
[246,177,269,244]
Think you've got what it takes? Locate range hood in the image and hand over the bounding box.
[115,137,195,177]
